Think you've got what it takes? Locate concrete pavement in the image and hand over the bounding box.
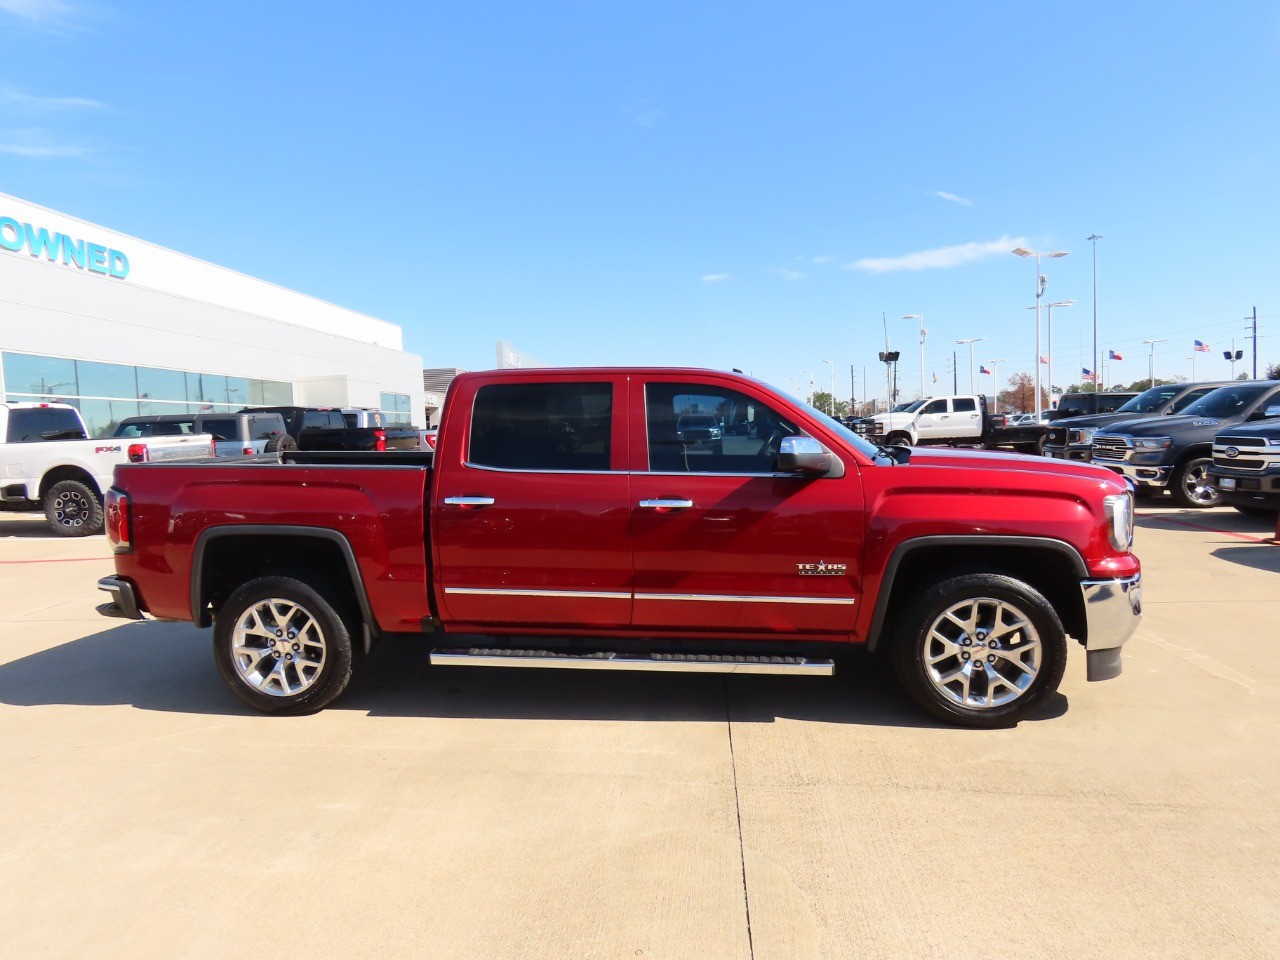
[0,505,1276,960]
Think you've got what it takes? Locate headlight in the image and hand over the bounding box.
[1132,436,1171,450]
[1104,492,1135,552]
[1070,427,1096,445]
[1269,439,1280,447]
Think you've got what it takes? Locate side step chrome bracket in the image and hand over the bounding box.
[429,648,834,677]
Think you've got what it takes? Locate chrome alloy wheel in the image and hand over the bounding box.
[1181,462,1219,506]
[922,597,1042,710]
[53,490,90,528]
[230,598,327,697]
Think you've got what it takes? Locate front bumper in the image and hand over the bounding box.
[96,575,145,620]
[1044,445,1093,462]
[1080,574,1142,681]
[1096,461,1173,488]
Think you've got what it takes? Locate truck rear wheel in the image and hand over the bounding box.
[890,573,1066,728]
[43,479,103,537]
[213,576,354,715]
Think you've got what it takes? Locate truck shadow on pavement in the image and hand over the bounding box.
[1209,544,1280,573]
[0,622,1068,730]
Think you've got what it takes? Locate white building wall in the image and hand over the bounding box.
[0,193,425,426]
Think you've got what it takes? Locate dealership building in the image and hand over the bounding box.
[0,193,426,438]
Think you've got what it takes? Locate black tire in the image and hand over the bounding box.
[213,576,355,715]
[885,432,912,447]
[264,434,297,454]
[43,479,103,537]
[890,573,1067,728]
[1170,456,1221,509]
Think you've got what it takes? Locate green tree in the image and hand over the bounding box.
[810,392,850,417]
[1266,362,1280,380]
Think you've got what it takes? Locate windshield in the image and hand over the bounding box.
[1182,384,1273,418]
[762,382,885,460]
[1116,385,1182,414]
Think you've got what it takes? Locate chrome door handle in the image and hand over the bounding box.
[639,498,694,509]
[444,496,495,507]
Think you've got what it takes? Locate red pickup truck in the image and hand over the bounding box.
[97,367,1142,727]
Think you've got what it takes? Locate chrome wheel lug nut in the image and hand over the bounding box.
[987,655,996,663]
[268,639,276,647]
[273,651,281,659]
[961,652,970,661]
[285,654,293,661]
[292,643,300,651]
[961,637,971,646]
[274,629,282,637]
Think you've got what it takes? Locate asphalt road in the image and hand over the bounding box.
[0,504,1277,960]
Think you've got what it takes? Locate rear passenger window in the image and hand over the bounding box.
[952,398,977,412]
[469,383,612,471]
[202,418,236,441]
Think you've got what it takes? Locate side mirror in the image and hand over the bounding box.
[777,436,837,476]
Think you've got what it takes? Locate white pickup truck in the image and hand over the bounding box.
[0,402,213,536]
[868,394,1045,452]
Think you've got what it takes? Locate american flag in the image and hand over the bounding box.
[1109,350,1123,361]
[1194,340,1210,352]
[1081,367,1096,383]
[1039,355,1049,364]
[979,365,991,375]
[932,372,938,383]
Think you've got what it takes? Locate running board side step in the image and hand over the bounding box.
[429,648,835,677]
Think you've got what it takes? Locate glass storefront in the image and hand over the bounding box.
[380,391,412,424]
[2,351,293,439]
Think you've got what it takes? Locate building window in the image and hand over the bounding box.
[379,391,412,424]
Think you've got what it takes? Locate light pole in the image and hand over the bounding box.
[821,359,835,415]
[955,338,986,394]
[1143,338,1167,388]
[1087,234,1102,401]
[1026,299,1075,408]
[902,314,926,400]
[802,370,814,406]
[987,359,1008,412]
[1012,247,1069,421]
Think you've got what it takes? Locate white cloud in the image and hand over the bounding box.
[0,88,106,110]
[774,269,804,281]
[811,255,833,264]
[0,129,90,158]
[934,191,974,207]
[0,0,76,23]
[848,235,1028,273]
[700,273,732,283]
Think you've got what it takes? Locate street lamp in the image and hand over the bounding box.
[1143,338,1167,388]
[821,359,835,415]
[987,359,1008,413]
[902,314,926,399]
[1025,299,1074,408]
[1012,246,1069,420]
[955,337,987,394]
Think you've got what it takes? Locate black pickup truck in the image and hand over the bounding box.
[244,406,418,452]
[1209,416,1280,515]
[1090,381,1280,507]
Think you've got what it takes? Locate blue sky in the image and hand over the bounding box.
[3,0,1278,404]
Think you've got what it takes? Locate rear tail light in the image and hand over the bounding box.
[209,438,216,458]
[243,446,253,456]
[374,429,386,452]
[127,443,150,463]
[105,488,132,553]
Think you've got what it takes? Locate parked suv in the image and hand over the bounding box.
[1209,415,1280,515]
[1044,381,1231,461]
[1091,381,1280,507]
[114,412,293,457]
[1048,391,1139,422]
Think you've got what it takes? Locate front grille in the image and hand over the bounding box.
[1218,436,1266,448]
[1213,456,1266,470]
[1091,435,1129,461]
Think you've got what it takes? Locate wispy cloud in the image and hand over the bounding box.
[934,191,974,207]
[0,88,106,110]
[811,255,833,264]
[700,273,732,283]
[774,268,804,281]
[0,0,77,24]
[848,235,1028,273]
[0,128,91,158]
[626,98,664,128]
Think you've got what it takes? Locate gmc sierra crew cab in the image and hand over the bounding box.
[97,368,1142,728]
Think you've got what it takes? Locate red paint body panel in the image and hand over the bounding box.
[109,367,1140,647]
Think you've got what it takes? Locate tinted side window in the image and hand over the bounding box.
[1171,388,1213,412]
[341,413,358,428]
[469,383,612,471]
[646,382,797,474]
[6,407,85,442]
[952,398,977,412]
[201,418,237,441]
[1097,395,1130,413]
[921,400,947,415]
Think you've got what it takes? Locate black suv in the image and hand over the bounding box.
[1043,381,1232,462]
[1047,390,1139,422]
[1091,381,1280,507]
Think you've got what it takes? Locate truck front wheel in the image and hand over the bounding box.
[1171,457,1221,509]
[884,432,912,447]
[44,479,103,537]
[891,573,1067,728]
[213,576,355,715]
